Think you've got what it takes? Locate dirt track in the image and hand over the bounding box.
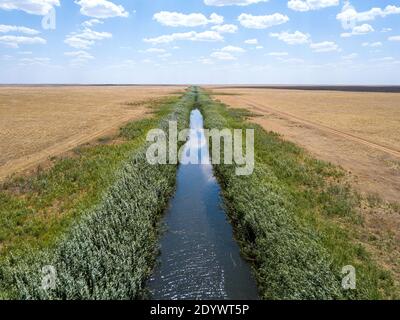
[242,98,400,159]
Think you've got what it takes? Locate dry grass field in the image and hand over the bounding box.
[0,86,185,180]
[210,87,400,203]
[210,87,400,285]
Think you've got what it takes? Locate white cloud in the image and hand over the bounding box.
[64,50,94,61]
[211,51,237,60]
[76,28,112,40]
[144,31,223,44]
[371,56,395,63]
[362,42,382,47]
[277,57,304,64]
[211,24,238,33]
[0,35,46,48]
[270,31,310,45]
[153,12,223,27]
[244,38,258,45]
[341,24,374,37]
[381,28,392,33]
[19,57,50,65]
[255,45,263,49]
[0,24,40,35]
[0,0,59,15]
[204,0,268,6]
[337,3,400,24]
[145,48,166,53]
[238,13,289,29]
[288,0,339,12]
[268,52,288,56]
[310,41,340,52]
[158,53,172,59]
[65,28,112,49]
[199,57,214,64]
[82,19,104,27]
[342,53,358,60]
[388,36,400,42]
[221,45,245,53]
[211,45,245,61]
[75,0,129,19]
[64,36,93,49]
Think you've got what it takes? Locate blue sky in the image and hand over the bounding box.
[0,0,399,84]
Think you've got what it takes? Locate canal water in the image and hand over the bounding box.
[147,109,259,300]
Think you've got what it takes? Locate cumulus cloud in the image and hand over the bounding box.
[75,0,129,19]
[221,45,245,52]
[210,51,237,60]
[210,45,245,61]
[211,24,238,33]
[19,57,50,65]
[268,52,288,56]
[238,13,289,29]
[64,50,94,63]
[82,19,104,27]
[277,57,304,64]
[288,0,339,12]
[204,0,268,6]
[244,38,258,45]
[337,3,400,25]
[144,31,223,44]
[362,41,382,47]
[153,12,223,27]
[65,28,112,49]
[145,48,166,53]
[64,37,93,50]
[341,24,374,37]
[0,0,59,15]
[388,35,400,41]
[342,53,358,60]
[270,31,310,45]
[0,35,46,48]
[0,24,40,35]
[310,41,340,52]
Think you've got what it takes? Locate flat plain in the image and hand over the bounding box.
[0,86,185,180]
[209,86,400,286]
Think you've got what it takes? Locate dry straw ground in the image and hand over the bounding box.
[0,86,185,180]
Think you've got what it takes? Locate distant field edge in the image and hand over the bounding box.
[208,85,400,93]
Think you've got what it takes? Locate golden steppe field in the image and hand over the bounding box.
[209,87,400,203]
[0,86,185,180]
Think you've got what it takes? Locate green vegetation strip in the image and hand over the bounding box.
[0,89,193,299]
[198,89,397,300]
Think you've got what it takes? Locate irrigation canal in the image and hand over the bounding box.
[147,108,259,300]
